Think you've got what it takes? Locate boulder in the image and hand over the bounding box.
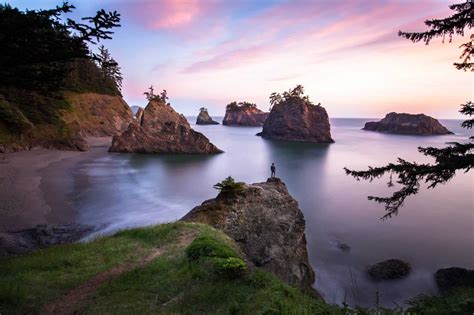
[222,102,269,126]
[363,112,453,135]
[196,108,219,125]
[182,177,315,289]
[0,224,94,257]
[435,267,474,292]
[367,259,411,280]
[257,99,334,143]
[109,100,222,154]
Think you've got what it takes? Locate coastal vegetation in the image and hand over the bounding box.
[345,1,473,219]
[0,3,123,149]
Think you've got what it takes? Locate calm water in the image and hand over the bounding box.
[73,118,473,307]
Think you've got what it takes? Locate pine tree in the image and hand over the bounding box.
[94,45,122,92]
[345,1,473,219]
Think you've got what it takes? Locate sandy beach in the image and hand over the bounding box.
[0,138,111,232]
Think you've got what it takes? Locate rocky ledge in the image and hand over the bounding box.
[109,100,222,154]
[0,224,94,257]
[196,108,219,125]
[182,177,315,290]
[222,102,269,126]
[367,259,411,281]
[363,112,453,135]
[257,99,334,143]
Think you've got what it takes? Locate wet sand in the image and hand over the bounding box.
[0,138,111,232]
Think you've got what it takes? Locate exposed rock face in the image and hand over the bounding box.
[130,105,141,116]
[109,100,222,154]
[135,107,144,122]
[222,103,269,126]
[182,177,315,289]
[435,267,474,292]
[367,259,411,280]
[363,112,453,135]
[0,224,94,257]
[258,99,334,143]
[62,92,133,137]
[196,109,219,125]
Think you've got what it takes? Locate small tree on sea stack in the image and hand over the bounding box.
[345,1,473,219]
[213,176,245,195]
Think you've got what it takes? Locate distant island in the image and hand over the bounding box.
[196,107,219,125]
[363,112,453,135]
[257,85,334,143]
[222,102,269,126]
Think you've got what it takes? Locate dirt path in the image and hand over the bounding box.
[40,230,198,315]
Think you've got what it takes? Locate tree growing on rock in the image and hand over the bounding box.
[269,85,314,107]
[345,1,473,219]
[144,85,169,103]
[213,176,245,195]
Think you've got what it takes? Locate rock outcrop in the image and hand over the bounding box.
[109,100,222,154]
[62,92,132,137]
[196,108,219,125]
[257,99,334,143]
[363,112,453,135]
[135,107,144,122]
[222,102,269,126]
[367,259,411,280]
[435,267,474,292]
[0,224,94,257]
[182,177,315,289]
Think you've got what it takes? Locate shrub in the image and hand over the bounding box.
[185,235,237,261]
[213,176,245,195]
[212,257,247,278]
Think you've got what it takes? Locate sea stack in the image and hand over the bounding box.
[222,102,269,126]
[196,107,219,125]
[363,112,453,135]
[182,177,315,290]
[109,99,222,154]
[257,85,334,143]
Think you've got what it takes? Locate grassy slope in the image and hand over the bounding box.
[1,222,472,314]
[0,222,336,314]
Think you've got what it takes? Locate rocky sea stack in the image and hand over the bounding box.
[435,267,474,292]
[109,99,222,154]
[257,85,334,143]
[363,112,453,135]
[196,107,219,125]
[182,177,315,290]
[367,259,411,281]
[222,102,269,126]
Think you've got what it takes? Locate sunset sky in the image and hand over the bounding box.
[11,0,473,118]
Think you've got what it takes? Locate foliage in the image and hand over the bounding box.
[143,85,168,102]
[225,101,257,112]
[269,85,315,109]
[406,287,474,315]
[212,257,247,278]
[0,96,33,135]
[200,107,208,112]
[185,234,238,261]
[345,1,473,219]
[93,45,123,92]
[213,176,246,194]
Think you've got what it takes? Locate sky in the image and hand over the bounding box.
[10,0,473,118]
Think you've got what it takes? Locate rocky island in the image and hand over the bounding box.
[257,85,334,143]
[196,107,219,125]
[182,177,315,290]
[109,99,222,154]
[222,101,269,126]
[363,112,453,135]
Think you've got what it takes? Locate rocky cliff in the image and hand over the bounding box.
[222,102,269,126]
[363,112,453,135]
[257,99,334,143]
[109,100,222,154]
[196,109,219,125]
[182,177,315,289]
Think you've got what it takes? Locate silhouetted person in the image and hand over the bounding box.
[270,163,276,178]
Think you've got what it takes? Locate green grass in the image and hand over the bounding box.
[1,221,473,314]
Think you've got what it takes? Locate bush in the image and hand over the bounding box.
[185,235,237,261]
[212,257,247,278]
[213,176,245,195]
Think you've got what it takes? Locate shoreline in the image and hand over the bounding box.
[0,137,111,232]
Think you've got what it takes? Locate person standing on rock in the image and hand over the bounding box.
[271,163,276,178]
